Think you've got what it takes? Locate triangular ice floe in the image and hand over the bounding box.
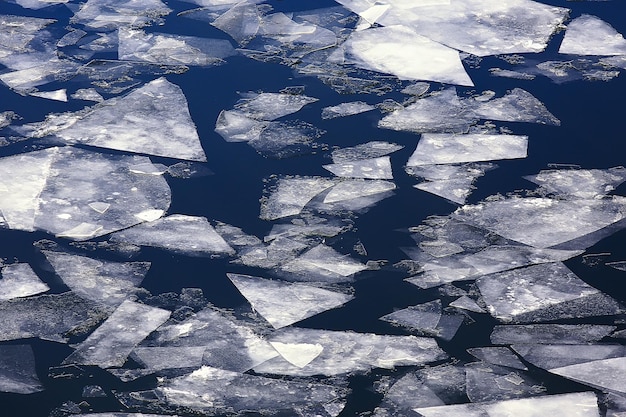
[559,14,626,56]
[269,341,324,368]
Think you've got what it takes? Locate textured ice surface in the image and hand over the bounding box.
[324,180,396,203]
[476,262,624,322]
[472,88,560,125]
[449,295,485,313]
[118,28,236,66]
[407,133,528,166]
[71,88,104,102]
[110,215,235,257]
[381,300,464,341]
[323,156,393,179]
[64,300,170,368]
[25,78,206,161]
[280,243,368,283]
[0,263,49,300]
[0,58,79,92]
[559,15,626,56]
[340,25,473,86]
[415,391,600,417]
[260,176,338,220]
[453,195,626,249]
[71,0,172,29]
[254,328,447,376]
[130,346,205,371]
[467,347,527,370]
[512,344,626,370]
[491,324,617,345]
[233,92,318,121]
[0,292,106,342]
[30,89,67,102]
[248,120,325,158]
[373,373,445,417]
[0,344,44,394]
[331,141,403,163]
[0,15,55,58]
[464,362,545,402]
[42,251,149,307]
[321,101,376,119]
[214,110,267,142]
[145,306,279,373]
[551,358,626,395]
[524,167,626,199]
[227,273,353,328]
[10,0,69,9]
[408,163,495,204]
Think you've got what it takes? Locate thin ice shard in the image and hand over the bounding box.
[321,101,376,119]
[30,89,68,102]
[63,300,171,368]
[323,156,393,179]
[559,14,626,56]
[227,273,353,329]
[0,263,49,300]
[550,358,626,395]
[110,215,235,257]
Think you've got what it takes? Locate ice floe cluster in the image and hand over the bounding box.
[1,0,626,416]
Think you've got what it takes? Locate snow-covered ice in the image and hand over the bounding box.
[260,176,338,220]
[559,15,626,56]
[0,263,49,300]
[323,156,393,179]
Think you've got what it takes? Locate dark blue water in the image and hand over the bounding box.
[1,0,626,416]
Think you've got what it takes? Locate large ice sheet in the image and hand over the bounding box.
[454,194,626,248]
[110,214,235,257]
[339,25,473,86]
[551,358,626,395]
[118,28,236,66]
[321,101,376,119]
[512,344,626,370]
[406,134,528,166]
[0,344,44,394]
[472,88,560,125]
[0,263,49,300]
[42,251,149,307]
[323,156,393,179]
[464,362,545,402]
[559,15,626,56]
[254,328,447,376]
[25,78,206,162]
[524,167,626,199]
[260,176,338,220]
[64,300,170,368]
[227,273,353,328]
[491,324,617,345]
[476,262,624,322]
[71,0,172,29]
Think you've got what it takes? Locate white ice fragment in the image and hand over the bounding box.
[407,133,528,166]
[11,0,69,10]
[559,15,626,56]
[0,263,49,300]
[227,273,353,329]
[269,341,324,368]
[524,167,626,199]
[491,324,617,345]
[321,101,376,119]
[234,92,318,121]
[71,88,104,102]
[131,346,205,371]
[57,28,87,48]
[467,347,527,370]
[324,180,396,203]
[280,243,368,282]
[63,300,171,368]
[0,345,44,394]
[214,110,267,142]
[30,89,68,102]
[254,328,447,376]
[57,223,104,239]
[260,176,338,220]
[449,295,485,313]
[512,344,626,370]
[551,358,626,395]
[415,178,476,205]
[332,141,403,163]
[110,214,234,257]
[472,88,560,125]
[72,0,172,29]
[323,156,393,179]
[341,25,474,86]
[42,251,149,307]
[210,1,263,45]
[118,27,236,66]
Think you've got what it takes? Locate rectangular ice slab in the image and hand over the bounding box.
[63,300,170,368]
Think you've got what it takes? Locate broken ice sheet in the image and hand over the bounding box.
[42,250,149,307]
[130,346,205,372]
[23,78,207,162]
[71,0,172,29]
[118,27,236,66]
[491,324,617,345]
[247,120,325,159]
[260,176,338,220]
[29,89,67,102]
[63,299,170,369]
[467,347,527,371]
[471,88,560,126]
[551,358,626,395]
[0,15,55,59]
[0,263,49,300]
[0,344,44,394]
[373,373,445,417]
[331,141,403,163]
[559,14,626,56]
[279,243,368,283]
[227,273,353,329]
[254,328,447,376]
[9,0,69,10]
[233,92,318,121]
[0,58,80,92]
[406,133,528,166]
[323,179,396,204]
[110,214,235,257]
[524,166,626,199]
[70,88,104,102]
[464,362,545,402]
[323,156,393,179]
[0,292,107,342]
[321,101,376,119]
[512,344,626,370]
[380,299,464,341]
[476,262,624,322]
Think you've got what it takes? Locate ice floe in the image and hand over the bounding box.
[323,156,393,179]
[491,324,617,345]
[260,176,338,220]
[524,166,626,199]
[279,243,368,283]
[0,263,49,300]
[464,362,546,402]
[321,101,376,119]
[71,0,172,29]
[0,344,44,394]
[560,14,626,56]
[380,299,464,341]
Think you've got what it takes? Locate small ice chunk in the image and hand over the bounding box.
[233,92,318,121]
[512,344,626,370]
[110,214,234,257]
[324,180,396,203]
[254,328,447,376]
[63,300,170,368]
[269,342,324,368]
[209,1,263,45]
[467,347,527,370]
[340,25,474,86]
[81,385,107,398]
[449,295,485,313]
[42,251,149,307]
[131,346,205,371]
[321,101,376,119]
[0,263,49,300]
[524,167,626,199]
[71,88,104,102]
[323,156,393,179]
[331,141,403,163]
[227,273,353,328]
[248,120,324,158]
[491,324,617,345]
[57,28,87,48]
[380,300,464,341]
[415,178,477,205]
[476,262,624,322]
[71,0,172,29]
[550,357,626,395]
[30,89,68,102]
[11,0,69,10]
[260,176,338,220]
[373,373,445,416]
[0,344,44,394]
[472,88,560,125]
[214,110,267,142]
[280,243,368,283]
[464,362,545,402]
[489,67,537,80]
[407,133,528,166]
[559,15,626,56]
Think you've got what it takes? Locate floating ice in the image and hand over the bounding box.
[323,156,393,179]
[118,27,236,66]
[24,78,207,161]
[254,328,447,376]
[331,141,403,163]
[321,101,376,119]
[373,373,445,417]
[247,120,325,158]
[260,176,338,220]
[0,146,171,239]
[559,15,626,56]
[408,163,496,204]
[30,89,68,102]
[0,344,44,394]
[467,347,527,371]
[214,110,267,142]
[324,179,396,203]
[0,263,49,300]
[339,25,473,86]
[471,88,560,125]
[0,292,107,342]
[71,88,104,102]
[464,362,545,402]
[608,261,626,272]
[491,324,617,345]
[524,167,626,199]
[279,243,368,283]
[234,92,318,121]
[42,251,149,307]
[130,346,205,371]
[489,68,537,80]
[551,358,626,395]
[227,273,353,328]
[512,344,626,370]
[269,341,325,368]
[381,300,464,341]
[183,1,263,46]
[477,262,624,322]
[407,133,528,166]
[414,391,599,417]
[71,0,172,29]
[10,0,69,10]
[0,15,55,59]
[449,295,485,313]
[453,195,626,249]
[110,215,235,257]
[63,300,171,368]
[0,58,80,92]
